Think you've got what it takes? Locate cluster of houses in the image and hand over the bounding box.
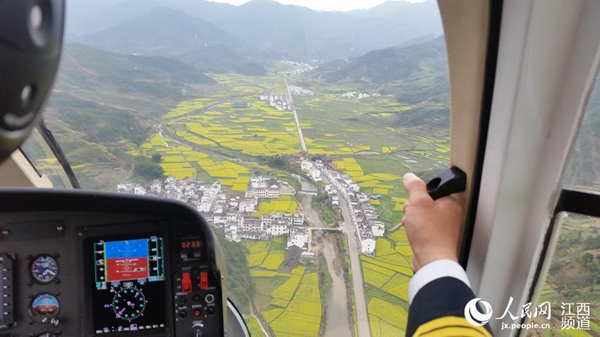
[117,176,217,206]
[116,175,309,253]
[288,85,314,97]
[340,91,382,100]
[216,211,309,249]
[278,61,317,75]
[300,159,323,182]
[259,93,292,111]
[301,159,385,256]
[117,154,387,256]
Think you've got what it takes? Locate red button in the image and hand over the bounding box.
[194,310,202,317]
[182,272,192,294]
[200,270,208,290]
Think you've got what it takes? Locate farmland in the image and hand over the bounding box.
[29,65,450,336]
[132,68,449,224]
[123,67,450,336]
[246,238,322,337]
[362,229,414,336]
[20,47,451,336]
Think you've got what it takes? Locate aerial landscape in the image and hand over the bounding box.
[21,0,600,335]
[22,0,455,336]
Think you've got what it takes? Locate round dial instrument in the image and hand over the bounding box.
[30,255,59,284]
[112,286,148,322]
[30,293,60,320]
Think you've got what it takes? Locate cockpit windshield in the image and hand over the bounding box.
[20,1,450,335]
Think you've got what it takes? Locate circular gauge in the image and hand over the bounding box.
[30,293,60,322]
[30,255,59,284]
[37,333,57,337]
[112,286,148,322]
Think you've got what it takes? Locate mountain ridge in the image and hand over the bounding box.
[73,0,443,62]
[81,7,240,56]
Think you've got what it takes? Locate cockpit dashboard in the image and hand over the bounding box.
[0,189,228,337]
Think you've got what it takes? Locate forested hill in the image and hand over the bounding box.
[50,42,213,143]
[39,43,215,188]
[81,7,239,57]
[319,36,447,84]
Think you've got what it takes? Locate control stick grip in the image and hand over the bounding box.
[426,166,467,200]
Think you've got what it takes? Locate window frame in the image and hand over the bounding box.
[520,192,600,334]
[459,0,504,267]
[19,120,80,189]
[465,0,600,334]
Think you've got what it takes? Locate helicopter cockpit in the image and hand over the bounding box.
[1,0,600,336]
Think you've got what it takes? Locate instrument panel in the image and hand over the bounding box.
[0,189,226,337]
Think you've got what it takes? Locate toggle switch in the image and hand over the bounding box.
[200,271,208,290]
[182,272,192,294]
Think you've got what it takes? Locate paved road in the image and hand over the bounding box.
[338,194,372,337]
[318,173,372,337]
[283,76,308,152]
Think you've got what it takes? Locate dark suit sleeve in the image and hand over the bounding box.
[406,277,492,336]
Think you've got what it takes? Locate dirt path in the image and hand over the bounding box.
[252,312,269,337]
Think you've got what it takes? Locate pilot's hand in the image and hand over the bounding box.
[402,173,463,272]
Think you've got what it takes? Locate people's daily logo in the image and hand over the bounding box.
[464,298,493,326]
[464,297,590,331]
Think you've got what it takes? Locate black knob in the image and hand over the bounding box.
[205,294,215,304]
[426,166,467,200]
[192,324,203,337]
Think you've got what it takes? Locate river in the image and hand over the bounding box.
[292,174,352,336]
[321,234,353,336]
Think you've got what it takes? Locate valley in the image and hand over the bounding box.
[21,1,455,336]
[43,61,448,336]
[18,2,600,336]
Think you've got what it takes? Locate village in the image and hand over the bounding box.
[300,158,386,255]
[340,91,382,100]
[259,93,293,111]
[117,158,386,256]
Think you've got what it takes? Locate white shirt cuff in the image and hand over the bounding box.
[408,259,471,303]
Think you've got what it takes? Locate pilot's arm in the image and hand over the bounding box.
[402,173,492,337]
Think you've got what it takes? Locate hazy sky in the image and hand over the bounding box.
[207,0,426,12]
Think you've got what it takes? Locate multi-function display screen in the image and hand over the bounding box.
[91,236,166,335]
